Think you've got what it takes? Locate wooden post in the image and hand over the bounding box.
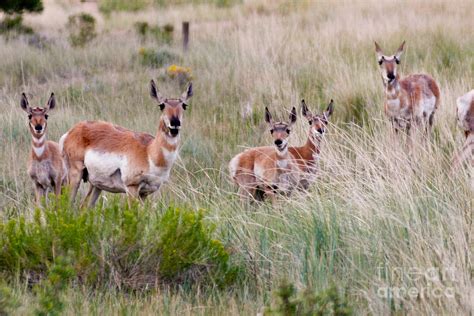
[182,22,189,52]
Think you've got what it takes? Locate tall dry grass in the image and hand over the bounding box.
[0,0,472,314]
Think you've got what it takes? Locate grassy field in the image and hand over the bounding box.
[0,0,473,314]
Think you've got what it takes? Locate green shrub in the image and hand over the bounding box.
[0,15,33,37]
[34,255,75,316]
[134,22,174,44]
[0,280,17,315]
[265,280,352,316]
[0,194,240,290]
[99,0,150,14]
[66,13,97,47]
[0,0,43,15]
[157,207,231,279]
[137,47,179,68]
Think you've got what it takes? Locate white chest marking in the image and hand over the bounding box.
[147,148,178,182]
[386,99,401,116]
[277,159,288,169]
[33,145,45,157]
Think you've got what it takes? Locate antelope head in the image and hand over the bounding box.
[20,92,56,138]
[375,41,405,86]
[150,80,193,138]
[301,99,334,141]
[265,106,297,153]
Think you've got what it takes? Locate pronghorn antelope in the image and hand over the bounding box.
[229,107,299,201]
[21,93,67,204]
[60,81,192,206]
[452,90,474,172]
[289,99,334,189]
[375,41,440,134]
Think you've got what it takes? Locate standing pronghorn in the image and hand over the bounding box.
[375,41,440,134]
[452,90,474,172]
[20,93,67,204]
[229,107,299,201]
[289,99,334,189]
[60,81,192,206]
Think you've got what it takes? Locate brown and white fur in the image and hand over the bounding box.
[452,90,474,173]
[21,93,67,204]
[229,107,299,202]
[60,81,192,207]
[289,99,334,189]
[375,41,440,134]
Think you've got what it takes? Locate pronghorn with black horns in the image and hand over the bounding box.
[229,107,300,202]
[452,90,474,174]
[289,99,334,189]
[60,81,193,207]
[21,93,67,204]
[375,41,440,135]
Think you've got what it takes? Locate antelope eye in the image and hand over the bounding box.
[286,129,290,134]
[270,129,274,134]
[308,120,312,125]
[28,114,32,120]
[394,58,400,64]
[378,59,383,65]
[45,114,49,120]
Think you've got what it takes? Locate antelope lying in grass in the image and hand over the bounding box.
[452,90,474,172]
[229,107,299,201]
[21,93,67,204]
[60,81,192,207]
[375,41,440,135]
[289,99,334,189]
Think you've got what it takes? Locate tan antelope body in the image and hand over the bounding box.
[229,107,299,201]
[452,89,474,172]
[21,93,67,204]
[61,81,192,206]
[375,41,440,133]
[289,99,334,189]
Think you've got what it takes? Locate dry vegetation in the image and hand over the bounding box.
[0,0,473,314]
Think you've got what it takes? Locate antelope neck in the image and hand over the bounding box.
[31,133,46,158]
[306,132,322,154]
[385,78,400,99]
[148,121,179,162]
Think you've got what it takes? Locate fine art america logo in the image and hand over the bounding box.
[376,266,457,299]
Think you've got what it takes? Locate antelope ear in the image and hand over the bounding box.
[150,80,165,104]
[46,93,56,112]
[324,99,334,119]
[181,82,193,102]
[395,40,405,60]
[375,41,384,62]
[264,107,273,124]
[20,93,30,113]
[289,107,297,125]
[301,99,311,119]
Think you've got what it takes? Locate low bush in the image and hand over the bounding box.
[265,280,352,316]
[0,15,33,38]
[137,47,179,68]
[99,0,150,15]
[0,194,241,290]
[134,22,174,44]
[66,13,97,47]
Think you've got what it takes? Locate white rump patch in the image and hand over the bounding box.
[59,132,69,153]
[228,154,240,179]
